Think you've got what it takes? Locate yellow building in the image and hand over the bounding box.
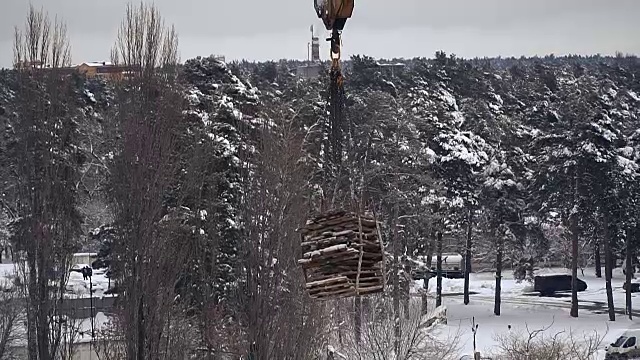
[76,61,131,81]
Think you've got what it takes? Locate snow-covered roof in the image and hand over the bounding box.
[79,61,113,67]
[375,62,406,67]
[73,253,98,257]
[431,253,463,262]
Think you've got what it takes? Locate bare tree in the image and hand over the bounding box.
[237,103,332,360]
[0,279,23,360]
[13,4,71,69]
[10,6,81,360]
[491,320,607,360]
[111,2,179,77]
[337,296,460,360]
[107,85,191,359]
[105,3,191,359]
[94,316,126,360]
[56,316,82,360]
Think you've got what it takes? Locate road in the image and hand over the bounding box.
[413,290,640,317]
[465,293,640,317]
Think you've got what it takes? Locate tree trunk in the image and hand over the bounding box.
[27,254,38,360]
[37,253,51,360]
[354,296,361,344]
[402,229,410,319]
[626,227,633,320]
[494,235,502,316]
[595,239,602,278]
[392,203,400,355]
[570,212,579,318]
[421,278,429,315]
[603,212,615,321]
[137,296,145,360]
[436,230,443,308]
[422,236,434,315]
[464,207,473,305]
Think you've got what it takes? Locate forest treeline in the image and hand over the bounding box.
[0,3,639,360]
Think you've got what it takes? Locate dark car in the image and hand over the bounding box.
[534,274,587,296]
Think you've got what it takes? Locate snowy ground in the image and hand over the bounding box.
[0,263,112,298]
[4,261,640,358]
[426,267,640,359]
[66,264,112,298]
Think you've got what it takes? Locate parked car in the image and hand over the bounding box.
[533,274,587,296]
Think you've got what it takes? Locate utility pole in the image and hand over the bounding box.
[472,317,480,360]
[90,274,94,338]
[85,265,95,359]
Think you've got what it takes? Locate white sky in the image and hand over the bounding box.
[1,0,639,67]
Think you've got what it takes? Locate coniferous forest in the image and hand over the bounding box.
[1,3,639,360]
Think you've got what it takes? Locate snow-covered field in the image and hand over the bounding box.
[426,267,640,359]
[4,260,640,358]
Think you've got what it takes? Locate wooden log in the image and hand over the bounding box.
[303,251,364,264]
[356,285,384,295]
[307,282,353,293]
[304,229,379,240]
[307,276,371,284]
[316,269,381,278]
[310,287,356,299]
[302,242,383,255]
[313,258,380,266]
[298,254,362,268]
[301,239,380,253]
[300,257,362,268]
[305,270,383,283]
[302,236,380,249]
[302,244,358,258]
[305,276,349,288]
[375,218,386,289]
[303,233,379,245]
[314,263,383,272]
[305,267,381,277]
[309,261,381,269]
[302,225,378,238]
[351,273,383,280]
[301,217,378,233]
[308,285,353,294]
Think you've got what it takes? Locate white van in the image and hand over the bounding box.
[605,330,640,359]
[430,253,464,279]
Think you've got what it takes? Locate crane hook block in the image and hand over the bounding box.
[314,0,354,31]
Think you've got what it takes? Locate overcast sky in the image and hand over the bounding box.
[1,0,639,68]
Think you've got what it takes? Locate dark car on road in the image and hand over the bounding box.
[534,274,587,296]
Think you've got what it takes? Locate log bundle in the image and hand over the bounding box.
[298,210,385,299]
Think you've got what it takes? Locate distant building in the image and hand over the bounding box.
[76,61,138,81]
[310,24,321,62]
[375,62,406,76]
[77,62,117,80]
[311,36,320,62]
[71,253,98,267]
[211,54,226,63]
[297,63,323,79]
[76,61,111,76]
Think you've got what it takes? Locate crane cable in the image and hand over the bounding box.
[328,31,345,166]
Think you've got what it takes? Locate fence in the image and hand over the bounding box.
[57,296,116,319]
